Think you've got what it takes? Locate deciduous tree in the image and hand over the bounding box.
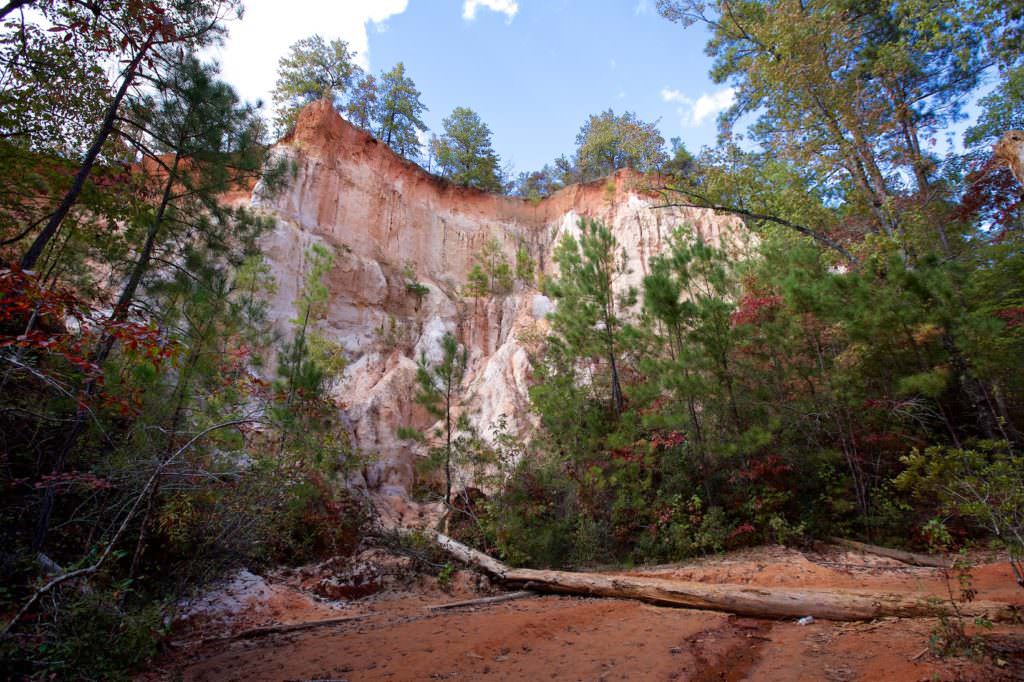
[573,109,666,182]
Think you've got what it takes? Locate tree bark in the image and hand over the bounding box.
[500,567,1016,622]
[426,591,535,612]
[20,30,154,270]
[654,191,859,266]
[31,151,180,551]
[428,532,1019,622]
[0,0,35,21]
[827,537,951,568]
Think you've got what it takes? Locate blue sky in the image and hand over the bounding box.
[215,1,731,174]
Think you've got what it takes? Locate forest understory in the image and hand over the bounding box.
[3,0,1024,679]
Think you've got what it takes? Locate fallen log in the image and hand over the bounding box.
[828,537,950,568]
[432,531,510,578]
[429,532,1018,622]
[502,567,1018,622]
[226,614,370,642]
[426,590,535,612]
[172,613,374,650]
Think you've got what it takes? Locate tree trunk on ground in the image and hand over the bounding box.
[429,532,1018,622]
[827,537,951,568]
[499,567,1022,622]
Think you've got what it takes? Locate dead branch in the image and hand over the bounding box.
[425,590,535,612]
[229,614,370,641]
[1,418,257,639]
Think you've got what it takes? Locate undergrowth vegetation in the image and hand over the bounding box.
[461,219,1024,570]
[1,0,1023,677]
[0,2,369,677]
[445,0,1024,573]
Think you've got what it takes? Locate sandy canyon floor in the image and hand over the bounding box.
[146,544,1024,681]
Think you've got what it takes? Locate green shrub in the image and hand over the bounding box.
[897,441,1024,582]
[480,459,580,568]
[437,562,455,592]
[2,585,168,681]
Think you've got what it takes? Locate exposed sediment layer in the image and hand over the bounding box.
[250,100,747,510]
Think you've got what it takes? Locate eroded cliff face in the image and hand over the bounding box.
[249,100,746,517]
[995,130,1024,187]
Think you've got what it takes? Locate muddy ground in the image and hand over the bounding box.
[145,545,1024,681]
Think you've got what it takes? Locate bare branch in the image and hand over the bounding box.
[653,186,859,265]
[1,417,259,638]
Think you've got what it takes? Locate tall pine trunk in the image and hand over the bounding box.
[21,31,155,270]
[32,149,179,551]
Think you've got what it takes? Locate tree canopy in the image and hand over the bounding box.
[3,1,1024,674]
[0,5,364,675]
[656,0,1024,258]
[271,37,429,162]
[271,34,360,133]
[431,106,503,192]
[375,62,428,160]
[573,109,667,182]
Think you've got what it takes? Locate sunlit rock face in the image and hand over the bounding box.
[249,99,746,505]
[994,130,1024,188]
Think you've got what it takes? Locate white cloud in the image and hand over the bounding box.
[660,86,735,127]
[634,0,652,15]
[609,58,617,70]
[691,88,735,125]
[660,88,687,104]
[462,0,519,22]
[416,127,431,150]
[212,0,408,110]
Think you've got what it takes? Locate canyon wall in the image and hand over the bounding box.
[250,100,747,518]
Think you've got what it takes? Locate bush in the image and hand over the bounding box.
[897,441,1024,584]
[154,462,368,583]
[1,585,167,681]
[479,458,582,568]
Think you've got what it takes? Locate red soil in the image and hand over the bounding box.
[147,545,1024,681]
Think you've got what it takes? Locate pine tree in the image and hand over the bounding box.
[375,62,428,160]
[277,243,336,405]
[464,265,489,298]
[15,0,244,270]
[642,228,742,447]
[402,332,468,515]
[546,218,634,415]
[515,246,535,285]
[431,107,503,192]
[272,35,361,134]
[345,73,379,131]
[467,237,513,295]
[29,52,274,551]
